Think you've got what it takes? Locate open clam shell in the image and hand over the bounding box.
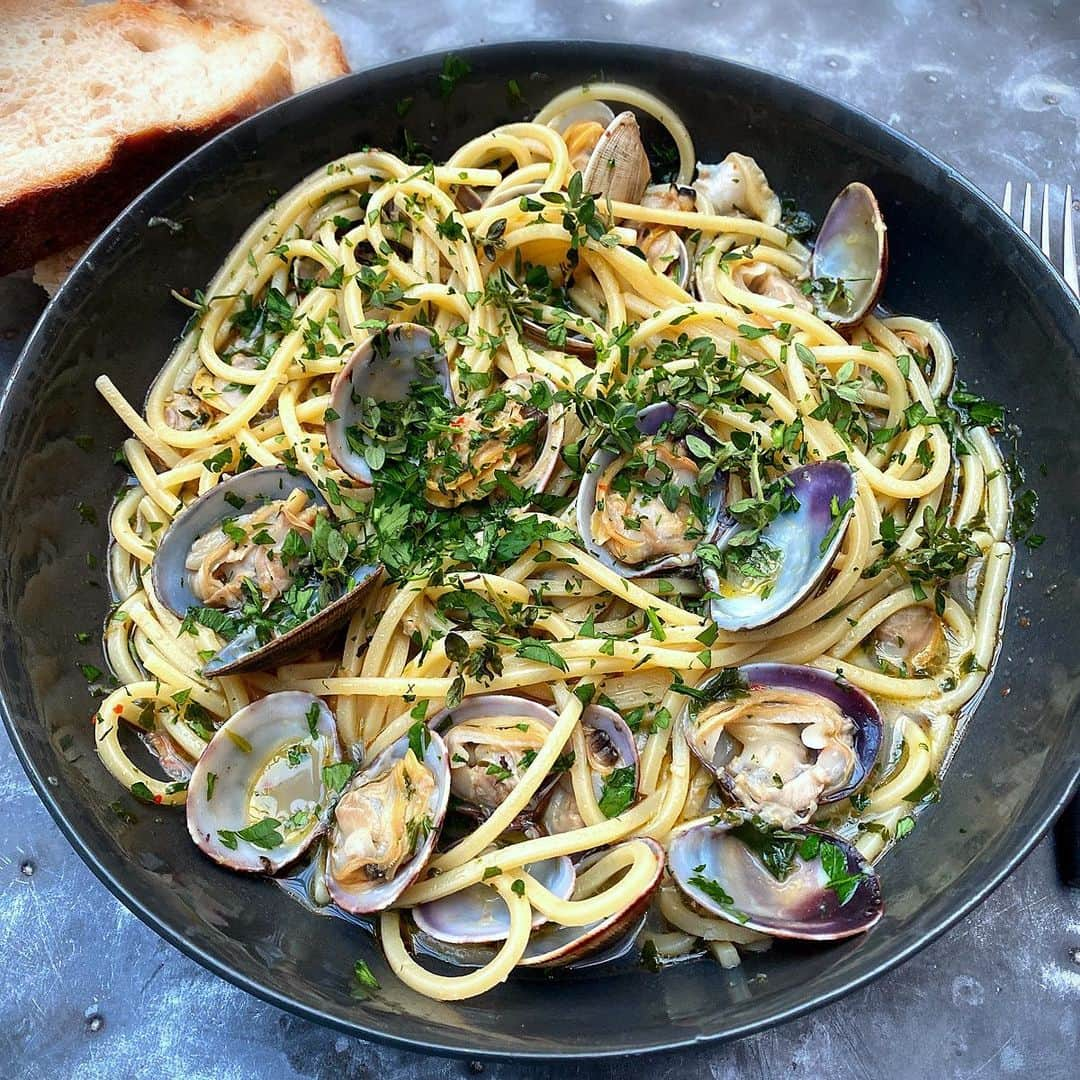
[576,402,728,579]
[704,460,856,630]
[519,838,665,967]
[428,694,561,819]
[581,111,651,205]
[667,821,883,940]
[413,856,576,944]
[684,663,883,822]
[581,703,639,803]
[497,373,567,497]
[186,692,341,874]
[422,372,565,507]
[811,182,888,327]
[325,322,453,484]
[871,605,949,676]
[542,703,640,834]
[153,466,323,617]
[325,729,451,914]
[151,466,381,677]
[638,228,691,290]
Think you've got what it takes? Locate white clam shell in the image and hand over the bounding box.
[186,692,341,874]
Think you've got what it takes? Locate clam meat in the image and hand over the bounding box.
[684,663,882,827]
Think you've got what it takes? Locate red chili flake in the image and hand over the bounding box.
[153,794,163,805]
[113,704,124,714]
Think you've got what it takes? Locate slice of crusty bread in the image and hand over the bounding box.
[169,0,348,91]
[0,0,293,274]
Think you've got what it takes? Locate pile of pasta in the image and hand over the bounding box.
[94,82,1010,1000]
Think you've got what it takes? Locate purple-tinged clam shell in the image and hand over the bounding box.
[186,692,340,874]
[153,466,323,617]
[685,662,882,823]
[704,460,855,630]
[519,837,665,967]
[667,821,883,940]
[151,466,380,676]
[428,695,561,818]
[412,856,576,944]
[576,403,728,578]
[325,322,453,484]
[325,729,450,914]
[811,182,888,327]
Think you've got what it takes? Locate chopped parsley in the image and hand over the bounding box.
[687,872,748,923]
[351,959,381,998]
[321,762,357,795]
[217,818,284,851]
[597,765,637,818]
[437,54,471,98]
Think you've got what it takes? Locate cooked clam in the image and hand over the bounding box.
[636,183,697,290]
[871,605,949,676]
[547,100,617,172]
[325,322,453,485]
[693,153,781,225]
[668,820,883,940]
[542,703,639,834]
[639,228,691,289]
[684,663,882,827]
[703,460,856,630]
[576,403,728,578]
[186,692,341,873]
[428,694,560,818]
[424,373,565,507]
[811,182,888,327]
[151,467,380,676]
[731,260,812,310]
[326,728,450,914]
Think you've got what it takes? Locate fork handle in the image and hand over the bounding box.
[1055,792,1080,888]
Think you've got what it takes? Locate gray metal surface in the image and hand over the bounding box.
[0,1,1077,1076]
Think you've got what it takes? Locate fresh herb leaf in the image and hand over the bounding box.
[217,818,284,851]
[597,765,637,818]
[322,762,357,795]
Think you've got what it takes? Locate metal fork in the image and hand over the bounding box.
[1000,181,1078,294]
[1001,180,1080,887]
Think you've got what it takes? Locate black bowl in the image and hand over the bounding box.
[0,42,1077,1060]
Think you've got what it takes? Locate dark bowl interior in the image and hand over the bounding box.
[0,42,1077,1060]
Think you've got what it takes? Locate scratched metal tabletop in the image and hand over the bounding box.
[1,2,1077,1077]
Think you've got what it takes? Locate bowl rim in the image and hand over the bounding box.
[2,39,1078,1062]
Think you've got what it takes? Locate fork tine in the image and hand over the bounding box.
[1040,184,1052,257]
[1022,182,1033,236]
[1002,180,1013,214]
[1064,184,1078,295]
